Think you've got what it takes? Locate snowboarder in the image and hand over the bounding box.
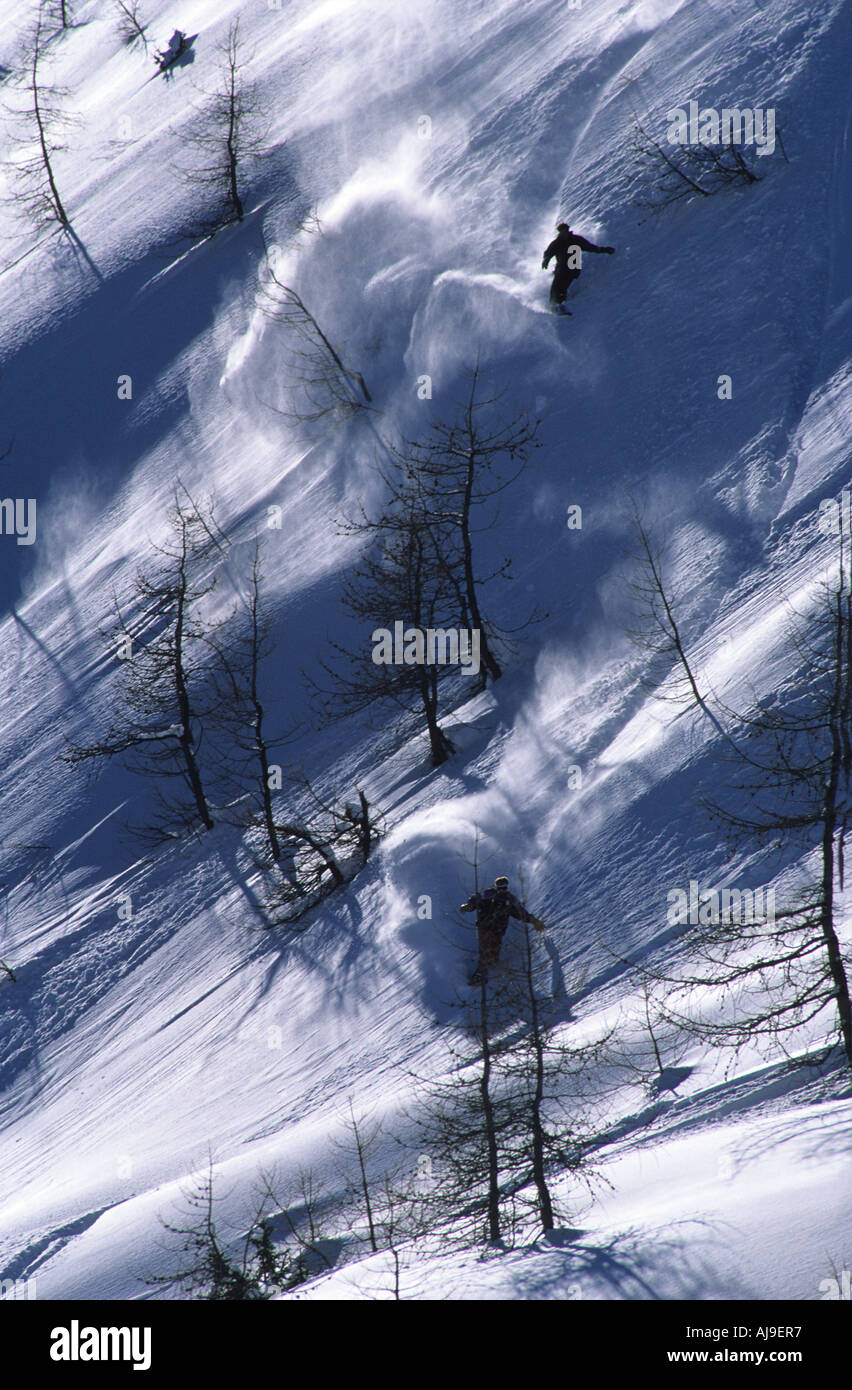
[542,222,615,312]
[460,875,546,984]
[155,29,187,74]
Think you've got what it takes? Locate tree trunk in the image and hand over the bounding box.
[32,34,69,227]
[247,590,280,862]
[225,76,244,222]
[281,823,344,885]
[461,443,501,686]
[523,926,555,1233]
[173,550,213,830]
[478,978,501,1243]
[419,665,453,766]
[820,590,852,1076]
[352,1113,378,1254]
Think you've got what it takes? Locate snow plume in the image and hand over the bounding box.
[17,461,103,604]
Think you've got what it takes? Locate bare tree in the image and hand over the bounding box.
[339,1101,381,1253]
[43,0,74,31]
[283,779,381,878]
[149,1162,260,1300]
[113,0,148,47]
[202,540,385,921]
[313,493,459,767]
[388,362,542,689]
[178,18,267,236]
[63,495,229,841]
[599,975,696,1105]
[7,7,74,232]
[148,1161,318,1299]
[628,512,852,1078]
[476,970,503,1242]
[407,941,515,1246]
[205,538,297,866]
[484,917,613,1238]
[265,1168,337,1277]
[627,507,737,748]
[630,115,768,213]
[633,979,688,1087]
[331,1099,419,1265]
[258,776,383,925]
[257,252,374,425]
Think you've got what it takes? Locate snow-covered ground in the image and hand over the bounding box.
[0,0,850,1301]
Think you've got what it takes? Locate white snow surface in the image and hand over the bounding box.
[0,0,850,1300]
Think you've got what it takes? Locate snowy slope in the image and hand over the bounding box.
[0,0,850,1300]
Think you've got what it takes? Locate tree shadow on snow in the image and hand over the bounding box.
[507,1220,758,1301]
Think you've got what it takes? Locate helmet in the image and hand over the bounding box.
[494,876,509,889]
[556,222,570,232]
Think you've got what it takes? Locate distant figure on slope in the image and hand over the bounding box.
[542,222,615,313]
[461,875,546,984]
[155,29,187,74]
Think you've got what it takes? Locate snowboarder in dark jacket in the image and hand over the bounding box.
[542,222,615,311]
[461,875,545,983]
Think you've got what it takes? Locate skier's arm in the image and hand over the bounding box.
[460,894,480,913]
[508,895,546,930]
[573,235,615,255]
[541,239,558,269]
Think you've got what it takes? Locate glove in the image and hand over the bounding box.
[460,903,473,913]
[605,246,615,254]
[532,916,546,932]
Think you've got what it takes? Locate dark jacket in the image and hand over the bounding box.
[542,230,612,270]
[460,887,537,934]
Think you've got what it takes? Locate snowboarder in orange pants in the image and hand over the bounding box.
[460,875,545,983]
